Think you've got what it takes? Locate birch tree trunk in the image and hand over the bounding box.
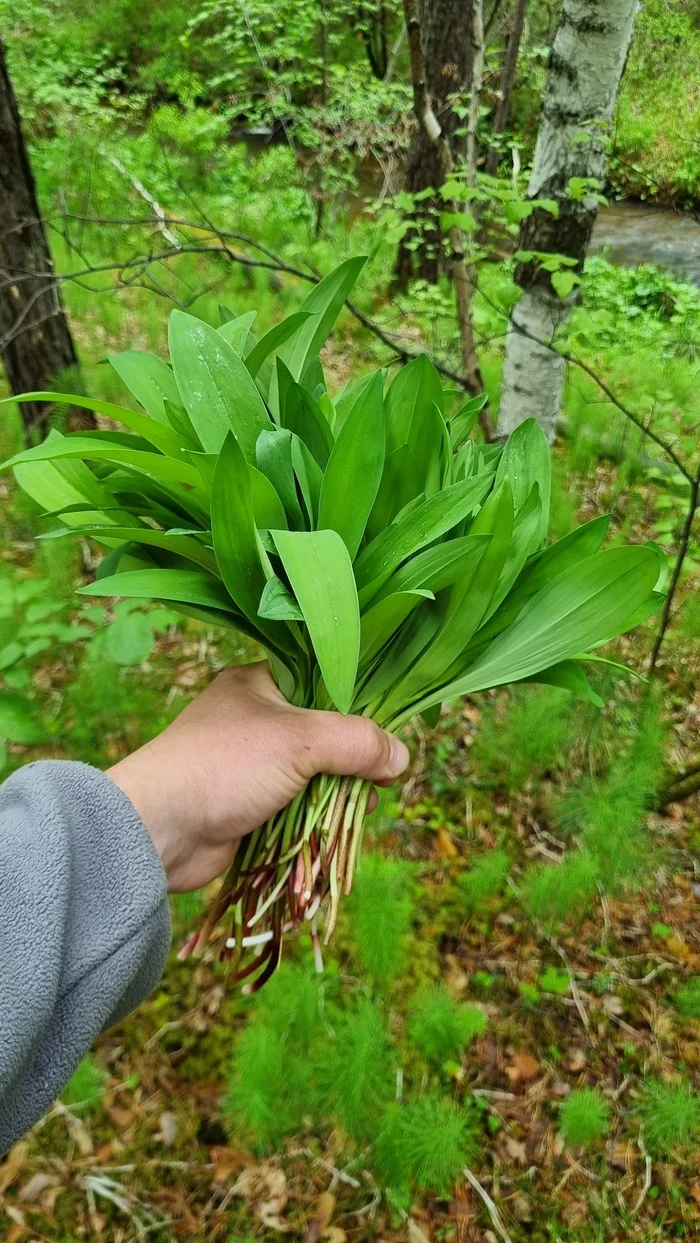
[498,0,638,442]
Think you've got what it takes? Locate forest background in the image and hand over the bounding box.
[1,1,700,1240]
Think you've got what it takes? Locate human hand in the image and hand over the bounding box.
[107,662,409,892]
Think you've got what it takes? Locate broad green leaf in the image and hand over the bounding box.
[495,418,550,542]
[524,659,604,707]
[163,399,201,449]
[256,428,304,530]
[218,310,257,354]
[318,371,384,558]
[408,546,659,720]
[0,693,45,744]
[78,568,236,612]
[360,590,433,665]
[109,351,181,426]
[291,435,323,528]
[365,444,423,543]
[3,436,204,494]
[168,310,272,457]
[357,597,446,711]
[355,473,492,602]
[272,529,360,713]
[245,312,313,378]
[258,576,304,621]
[449,394,488,448]
[0,391,185,457]
[39,524,217,572]
[0,642,23,670]
[372,534,491,603]
[334,369,384,433]
[105,611,155,665]
[250,467,288,531]
[210,433,271,626]
[278,366,333,468]
[385,354,444,457]
[482,483,541,622]
[276,257,367,383]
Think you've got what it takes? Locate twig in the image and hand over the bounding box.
[106,155,181,250]
[649,471,700,671]
[463,1165,514,1243]
[632,1132,653,1214]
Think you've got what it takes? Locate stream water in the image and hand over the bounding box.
[590,201,700,284]
[242,135,700,284]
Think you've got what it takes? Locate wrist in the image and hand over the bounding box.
[107,743,193,886]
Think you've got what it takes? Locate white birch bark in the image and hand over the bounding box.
[499,0,638,442]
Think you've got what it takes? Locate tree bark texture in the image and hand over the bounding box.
[0,37,83,442]
[499,0,638,442]
[395,0,475,288]
[485,0,529,175]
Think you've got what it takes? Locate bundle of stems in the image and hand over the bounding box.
[3,258,664,990]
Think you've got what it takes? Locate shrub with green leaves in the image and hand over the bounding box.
[639,1079,700,1155]
[408,984,487,1065]
[521,850,600,927]
[2,257,664,988]
[559,1088,611,1147]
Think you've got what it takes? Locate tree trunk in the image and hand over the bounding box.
[395,0,475,289]
[498,0,638,442]
[485,0,529,175]
[0,36,85,443]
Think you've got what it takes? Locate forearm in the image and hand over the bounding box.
[0,760,171,1153]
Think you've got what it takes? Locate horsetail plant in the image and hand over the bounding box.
[2,257,665,990]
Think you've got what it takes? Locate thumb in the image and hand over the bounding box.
[303,710,410,786]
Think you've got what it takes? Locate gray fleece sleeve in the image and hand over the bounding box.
[0,760,171,1153]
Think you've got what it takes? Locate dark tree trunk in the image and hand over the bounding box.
[395,0,475,289]
[485,0,529,174]
[0,36,87,443]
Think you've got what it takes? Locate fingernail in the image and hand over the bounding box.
[387,734,410,778]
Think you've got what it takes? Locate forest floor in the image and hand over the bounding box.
[1,431,699,1243]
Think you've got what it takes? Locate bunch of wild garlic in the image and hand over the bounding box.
[3,258,663,989]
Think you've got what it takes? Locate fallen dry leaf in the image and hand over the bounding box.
[0,1142,29,1194]
[232,1161,291,1233]
[506,1051,540,1084]
[157,1111,178,1147]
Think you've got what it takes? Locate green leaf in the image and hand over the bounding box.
[449,394,487,449]
[0,693,45,743]
[355,474,492,602]
[109,351,181,425]
[105,611,156,665]
[0,391,185,457]
[0,641,24,670]
[168,310,272,457]
[524,659,604,707]
[372,535,491,603]
[495,418,550,542]
[360,590,433,665]
[276,257,367,383]
[385,354,444,458]
[318,371,385,558]
[218,310,257,354]
[334,369,384,433]
[245,312,313,378]
[78,568,236,612]
[258,576,304,622]
[210,434,271,627]
[551,270,578,298]
[39,524,217,572]
[291,435,323,528]
[410,546,660,719]
[278,366,334,469]
[365,444,423,543]
[3,436,203,491]
[256,428,304,530]
[272,529,360,713]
